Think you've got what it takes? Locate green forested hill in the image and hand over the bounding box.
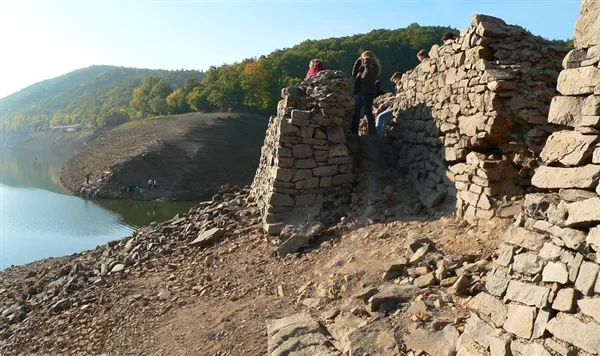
[1,23,569,133]
[1,66,205,131]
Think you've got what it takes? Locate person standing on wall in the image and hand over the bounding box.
[350,50,381,135]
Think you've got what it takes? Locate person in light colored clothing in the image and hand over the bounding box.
[375,72,403,136]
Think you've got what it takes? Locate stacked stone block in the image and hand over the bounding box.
[459,193,600,355]
[390,14,567,219]
[250,70,354,234]
[459,3,600,353]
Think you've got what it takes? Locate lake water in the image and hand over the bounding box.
[0,149,197,269]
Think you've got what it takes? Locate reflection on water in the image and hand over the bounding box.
[0,149,197,269]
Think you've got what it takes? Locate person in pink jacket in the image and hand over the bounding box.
[305,59,325,79]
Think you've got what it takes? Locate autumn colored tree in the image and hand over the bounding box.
[241,59,273,112]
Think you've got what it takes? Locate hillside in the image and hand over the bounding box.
[0,65,205,132]
[0,25,456,133]
[59,112,268,202]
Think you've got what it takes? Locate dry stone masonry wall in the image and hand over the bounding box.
[460,2,600,354]
[250,70,354,234]
[390,14,568,220]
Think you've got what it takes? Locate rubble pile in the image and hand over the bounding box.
[0,185,261,354]
[390,14,568,219]
[266,238,495,356]
[250,70,355,235]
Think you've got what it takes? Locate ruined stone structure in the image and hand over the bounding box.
[459,1,600,354]
[250,70,354,234]
[390,15,568,219]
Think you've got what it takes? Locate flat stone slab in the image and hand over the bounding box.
[565,198,600,227]
[347,319,399,356]
[552,288,576,312]
[510,340,552,356]
[503,304,535,339]
[467,292,508,328]
[504,280,550,308]
[540,131,598,166]
[502,226,546,251]
[368,284,419,312]
[557,67,600,96]
[266,313,338,356]
[575,261,600,295]
[404,325,460,356]
[532,165,600,190]
[512,252,543,275]
[486,269,511,297]
[189,228,225,247]
[542,262,569,284]
[463,313,499,349]
[578,298,600,324]
[277,222,324,257]
[546,313,600,354]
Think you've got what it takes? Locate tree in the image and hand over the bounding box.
[166,89,190,114]
[242,59,272,111]
[186,86,210,112]
[129,77,172,118]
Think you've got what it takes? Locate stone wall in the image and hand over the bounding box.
[250,70,354,234]
[459,2,600,354]
[390,14,568,219]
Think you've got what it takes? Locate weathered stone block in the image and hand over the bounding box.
[574,2,600,48]
[295,194,316,207]
[274,168,295,182]
[513,252,543,275]
[542,262,569,284]
[565,198,600,227]
[575,261,600,295]
[504,280,549,308]
[502,226,546,251]
[463,313,499,349]
[269,193,294,207]
[557,67,600,96]
[552,288,576,312]
[292,144,313,158]
[486,269,511,297]
[540,131,598,166]
[531,165,600,189]
[292,169,312,182]
[583,95,600,116]
[329,144,348,158]
[467,292,507,328]
[578,298,600,323]
[545,313,600,354]
[332,174,353,186]
[295,159,316,169]
[326,127,346,144]
[539,242,564,261]
[503,304,535,339]
[510,341,552,356]
[312,165,338,177]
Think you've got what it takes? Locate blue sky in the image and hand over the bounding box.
[0,0,581,98]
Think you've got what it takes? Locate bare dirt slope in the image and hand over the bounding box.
[59,113,268,201]
[0,182,509,355]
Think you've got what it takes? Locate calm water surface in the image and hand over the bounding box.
[0,150,197,269]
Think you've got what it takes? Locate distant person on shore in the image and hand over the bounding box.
[153,179,158,190]
[147,179,153,191]
[375,72,403,136]
[86,173,91,184]
[305,59,325,79]
[417,49,430,63]
[350,50,381,135]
